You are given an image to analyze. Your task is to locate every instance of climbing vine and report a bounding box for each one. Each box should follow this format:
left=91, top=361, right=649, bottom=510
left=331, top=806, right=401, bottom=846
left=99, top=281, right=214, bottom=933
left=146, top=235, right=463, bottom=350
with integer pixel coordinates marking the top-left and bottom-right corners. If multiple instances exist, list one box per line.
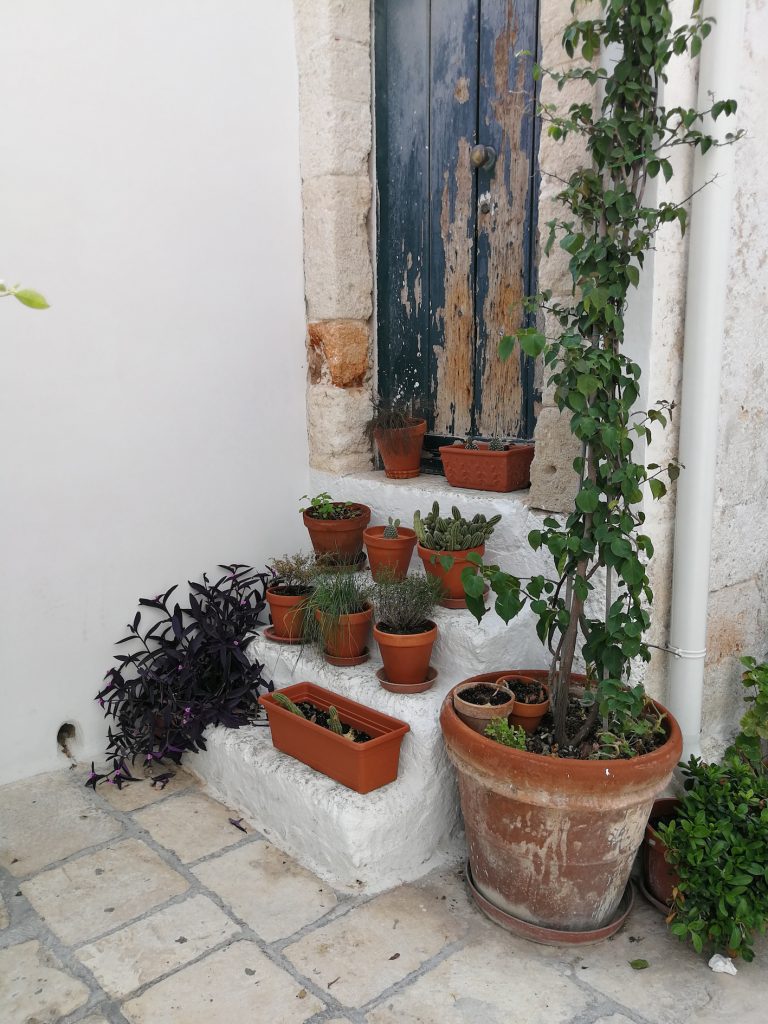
left=465, top=0, right=740, bottom=753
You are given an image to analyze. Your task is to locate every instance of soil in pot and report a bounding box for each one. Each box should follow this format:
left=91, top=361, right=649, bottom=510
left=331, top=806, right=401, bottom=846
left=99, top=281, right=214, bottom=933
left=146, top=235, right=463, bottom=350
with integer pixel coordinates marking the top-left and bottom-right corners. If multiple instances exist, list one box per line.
left=265, top=585, right=312, bottom=641
left=374, top=419, right=426, bottom=479
left=453, top=682, right=514, bottom=735
left=364, top=525, right=417, bottom=580
left=499, top=674, right=550, bottom=735
left=642, top=798, right=681, bottom=908
left=373, top=620, right=437, bottom=686
left=417, top=543, right=484, bottom=603
left=303, top=502, right=371, bottom=562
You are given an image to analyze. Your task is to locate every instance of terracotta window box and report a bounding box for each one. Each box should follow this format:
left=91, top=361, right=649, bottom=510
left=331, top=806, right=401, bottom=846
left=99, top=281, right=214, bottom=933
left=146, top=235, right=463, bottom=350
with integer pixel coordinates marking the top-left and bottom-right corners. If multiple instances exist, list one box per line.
left=439, top=442, right=534, bottom=492
left=259, top=682, right=409, bottom=794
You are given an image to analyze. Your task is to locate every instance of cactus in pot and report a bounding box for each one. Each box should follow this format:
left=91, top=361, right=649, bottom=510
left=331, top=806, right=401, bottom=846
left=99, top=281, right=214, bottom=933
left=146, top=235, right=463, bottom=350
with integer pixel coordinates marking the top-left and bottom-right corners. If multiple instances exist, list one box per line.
left=382, top=517, right=400, bottom=539
left=414, top=503, right=500, bottom=605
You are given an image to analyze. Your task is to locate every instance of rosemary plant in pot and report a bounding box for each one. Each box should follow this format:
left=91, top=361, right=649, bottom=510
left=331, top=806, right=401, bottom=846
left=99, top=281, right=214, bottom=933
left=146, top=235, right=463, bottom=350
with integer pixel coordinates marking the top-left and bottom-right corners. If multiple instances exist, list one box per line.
left=440, top=1, right=739, bottom=939
left=372, top=571, right=443, bottom=690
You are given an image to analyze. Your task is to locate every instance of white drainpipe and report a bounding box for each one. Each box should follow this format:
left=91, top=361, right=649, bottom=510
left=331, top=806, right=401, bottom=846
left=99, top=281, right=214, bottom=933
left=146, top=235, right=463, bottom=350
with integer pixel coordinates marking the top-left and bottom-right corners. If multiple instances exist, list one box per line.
left=665, top=0, right=746, bottom=761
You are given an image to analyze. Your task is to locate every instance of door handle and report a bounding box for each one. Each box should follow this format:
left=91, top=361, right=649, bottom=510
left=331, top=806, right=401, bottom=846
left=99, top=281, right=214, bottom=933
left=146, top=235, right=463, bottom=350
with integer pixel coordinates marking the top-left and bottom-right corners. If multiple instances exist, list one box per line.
left=470, top=144, right=497, bottom=172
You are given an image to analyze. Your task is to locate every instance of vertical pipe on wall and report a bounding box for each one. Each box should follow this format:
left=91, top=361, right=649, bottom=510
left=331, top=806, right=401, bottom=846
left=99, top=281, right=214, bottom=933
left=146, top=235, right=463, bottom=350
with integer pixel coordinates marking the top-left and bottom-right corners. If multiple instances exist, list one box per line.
left=665, top=0, right=746, bottom=760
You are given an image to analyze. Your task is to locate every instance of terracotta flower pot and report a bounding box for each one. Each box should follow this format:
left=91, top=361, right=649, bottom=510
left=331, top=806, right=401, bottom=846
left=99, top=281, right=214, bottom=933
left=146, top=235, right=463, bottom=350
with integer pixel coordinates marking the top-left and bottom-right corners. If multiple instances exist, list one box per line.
left=374, top=419, right=426, bottom=478
left=374, top=620, right=437, bottom=686
left=440, top=442, right=535, bottom=492
left=642, top=797, right=681, bottom=908
left=499, top=674, right=550, bottom=735
left=316, top=604, right=372, bottom=660
left=452, top=680, right=515, bottom=735
left=265, top=587, right=311, bottom=641
left=417, top=543, right=484, bottom=603
left=441, top=669, right=682, bottom=935
left=363, top=525, right=418, bottom=580
left=302, top=503, right=371, bottom=562
left=259, top=681, right=409, bottom=793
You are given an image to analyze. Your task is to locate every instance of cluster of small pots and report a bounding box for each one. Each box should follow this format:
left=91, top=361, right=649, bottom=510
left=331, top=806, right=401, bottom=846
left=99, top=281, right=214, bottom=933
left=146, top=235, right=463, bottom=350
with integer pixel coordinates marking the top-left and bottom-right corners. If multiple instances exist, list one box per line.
left=453, top=676, right=550, bottom=736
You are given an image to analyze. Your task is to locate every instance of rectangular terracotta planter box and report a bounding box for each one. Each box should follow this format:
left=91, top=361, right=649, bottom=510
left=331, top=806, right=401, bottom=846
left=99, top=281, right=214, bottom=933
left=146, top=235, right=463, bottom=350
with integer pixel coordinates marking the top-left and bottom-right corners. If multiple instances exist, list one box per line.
left=439, top=442, right=535, bottom=492
left=259, top=682, right=410, bottom=794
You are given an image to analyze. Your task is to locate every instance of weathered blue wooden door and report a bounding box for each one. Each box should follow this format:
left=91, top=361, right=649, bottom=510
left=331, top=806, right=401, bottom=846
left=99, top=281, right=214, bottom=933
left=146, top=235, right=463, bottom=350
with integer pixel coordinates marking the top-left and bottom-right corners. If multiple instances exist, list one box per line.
left=375, top=0, right=539, bottom=463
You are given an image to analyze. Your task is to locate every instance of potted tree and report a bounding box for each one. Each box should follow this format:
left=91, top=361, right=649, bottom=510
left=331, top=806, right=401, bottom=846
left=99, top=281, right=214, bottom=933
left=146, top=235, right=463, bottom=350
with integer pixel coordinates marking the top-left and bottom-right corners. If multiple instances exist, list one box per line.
left=412, top=502, right=500, bottom=608
left=304, top=570, right=373, bottom=666
left=440, top=434, right=535, bottom=493
left=364, top=517, right=418, bottom=580
left=265, top=552, right=317, bottom=643
left=440, top=3, right=740, bottom=941
left=367, top=397, right=427, bottom=479
left=372, top=571, right=443, bottom=691
left=300, top=492, right=371, bottom=566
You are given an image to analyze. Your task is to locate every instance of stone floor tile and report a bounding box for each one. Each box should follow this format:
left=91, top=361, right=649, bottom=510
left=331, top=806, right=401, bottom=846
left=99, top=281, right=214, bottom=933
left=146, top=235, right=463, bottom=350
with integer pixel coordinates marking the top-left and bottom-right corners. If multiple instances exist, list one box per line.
left=79, top=1017, right=111, bottom=1024
left=22, top=837, right=188, bottom=945
left=75, top=893, right=239, bottom=998
left=0, top=893, right=8, bottom=929
left=0, top=940, right=90, bottom=1022
left=98, top=765, right=196, bottom=812
left=283, top=878, right=466, bottom=1007
left=0, top=770, right=122, bottom=877
left=121, top=940, right=324, bottom=1023
left=133, top=789, right=246, bottom=863
left=366, top=936, right=590, bottom=1024
left=191, top=840, right=337, bottom=941
left=592, top=1017, right=636, bottom=1024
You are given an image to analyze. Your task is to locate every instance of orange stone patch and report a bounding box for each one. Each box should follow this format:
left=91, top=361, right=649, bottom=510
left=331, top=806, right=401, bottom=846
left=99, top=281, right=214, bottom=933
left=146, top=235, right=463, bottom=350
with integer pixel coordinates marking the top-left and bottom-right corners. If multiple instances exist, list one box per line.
left=308, top=320, right=370, bottom=388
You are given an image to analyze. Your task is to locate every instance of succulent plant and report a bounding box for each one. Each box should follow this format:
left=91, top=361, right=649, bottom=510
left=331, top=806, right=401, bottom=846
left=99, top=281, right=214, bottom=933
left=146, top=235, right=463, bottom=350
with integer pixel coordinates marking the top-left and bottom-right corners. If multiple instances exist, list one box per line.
left=382, top=517, right=400, bottom=539
left=327, top=706, right=344, bottom=734
left=488, top=436, right=506, bottom=452
left=273, top=693, right=306, bottom=717
left=464, top=432, right=479, bottom=450
left=412, top=502, right=500, bottom=552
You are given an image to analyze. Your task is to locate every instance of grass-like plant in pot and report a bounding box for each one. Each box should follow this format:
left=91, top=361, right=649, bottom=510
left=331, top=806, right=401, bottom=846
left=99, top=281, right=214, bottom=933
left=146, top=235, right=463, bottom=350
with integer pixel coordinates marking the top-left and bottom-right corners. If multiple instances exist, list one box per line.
left=364, top=517, right=418, bottom=580
left=440, top=1, right=740, bottom=939
left=304, top=569, right=373, bottom=665
left=300, top=492, right=371, bottom=565
left=89, top=565, right=272, bottom=788
left=265, top=552, right=317, bottom=641
left=413, top=502, right=500, bottom=607
left=367, top=396, right=427, bottom=479
left=372, top=571, right=444, bottom=690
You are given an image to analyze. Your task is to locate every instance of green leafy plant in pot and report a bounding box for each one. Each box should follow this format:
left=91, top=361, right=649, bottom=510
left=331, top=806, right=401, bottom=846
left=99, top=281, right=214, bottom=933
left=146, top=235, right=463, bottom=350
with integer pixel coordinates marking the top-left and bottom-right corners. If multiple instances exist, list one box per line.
left=266, top=552, right=317, bottom=641
left=372, top=570, right=443, bottom=689
left=440, top=0, right=740, bottom=939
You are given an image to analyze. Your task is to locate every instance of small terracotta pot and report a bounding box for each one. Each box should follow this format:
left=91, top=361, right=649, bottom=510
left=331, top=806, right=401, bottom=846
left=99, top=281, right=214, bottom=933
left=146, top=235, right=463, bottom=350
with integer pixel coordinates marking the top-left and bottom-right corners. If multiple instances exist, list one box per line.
left=374, top=419, right=426, bottom=478
left=642, top=798, right=681, bottom=907
left=499, top=674, right=550, bottom=735
left=374, top=620, right=437, bottom=686
left=259, top=681, right=409, bottom=793
left=417, top=543, right=484, bottom=602
left=453, top=681, right=515, bottom=735
left=265, top=587, right=311, bottom=641
left=303, top=503, right=371, bottom=562
left=316, top=604, right=372, bottom=660
left=440, top=442, right=535, bottom=492
left=364, top=525, right=418, bottom=580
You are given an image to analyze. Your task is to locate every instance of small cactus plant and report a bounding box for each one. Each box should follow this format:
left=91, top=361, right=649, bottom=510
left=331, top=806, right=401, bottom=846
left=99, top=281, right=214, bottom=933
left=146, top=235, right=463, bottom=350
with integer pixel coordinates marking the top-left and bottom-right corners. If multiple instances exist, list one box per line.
left=413, top=502, right=501, bottom=552
left=488, top=436, right=506, bottom=452
left=273, top=693, right=306, bottom=717
left=327, top=706, right=344, bottom=734
left=382, top=517, right=400, bottom=539
left=464, top=432, right=479, bottom=450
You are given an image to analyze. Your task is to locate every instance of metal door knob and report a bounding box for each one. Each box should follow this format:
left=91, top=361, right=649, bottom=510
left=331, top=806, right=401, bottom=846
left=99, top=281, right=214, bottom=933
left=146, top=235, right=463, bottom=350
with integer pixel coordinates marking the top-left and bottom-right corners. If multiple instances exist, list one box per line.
left=470, top=144, right=497, bottom=171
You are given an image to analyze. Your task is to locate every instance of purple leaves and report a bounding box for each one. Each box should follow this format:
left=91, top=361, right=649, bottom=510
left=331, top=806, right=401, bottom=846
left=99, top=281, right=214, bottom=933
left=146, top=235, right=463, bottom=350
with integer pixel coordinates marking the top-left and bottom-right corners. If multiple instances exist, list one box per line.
left=229, top=818, right=248, bottom=833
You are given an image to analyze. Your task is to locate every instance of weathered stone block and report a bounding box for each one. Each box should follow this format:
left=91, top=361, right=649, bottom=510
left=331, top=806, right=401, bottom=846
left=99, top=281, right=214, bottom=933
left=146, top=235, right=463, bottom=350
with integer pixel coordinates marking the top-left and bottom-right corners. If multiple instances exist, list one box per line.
left=308, top=319, right=369, bottom=387
left=293, top=0, right=370, bottom=51
left=307, top=384, right=373, bottom=473
left=302, top=176, right=372, bottom=321
left=298, top=97, right=371, bottom=178
left=529, top=405, right=580, bottom=513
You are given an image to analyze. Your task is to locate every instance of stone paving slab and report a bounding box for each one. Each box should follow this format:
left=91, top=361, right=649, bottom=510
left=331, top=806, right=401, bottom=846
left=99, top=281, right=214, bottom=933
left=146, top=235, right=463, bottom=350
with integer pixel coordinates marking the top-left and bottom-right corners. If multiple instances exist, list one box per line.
left=0, top=893, right=8, bottom=929
left=75, top=893, right=239, bottom=998
left=0, top=770, right=123, bottom=876
left=98, top=765, right=197, bottom=812
left=191, top=840, right=337, bottom=942
left=133, top=789, right=248, bottom=863
left=22, top=837, right=188, bottom=944
left=0, top=939, right=90, bottom=1021
left=121, top=940, right=325, bottom=1023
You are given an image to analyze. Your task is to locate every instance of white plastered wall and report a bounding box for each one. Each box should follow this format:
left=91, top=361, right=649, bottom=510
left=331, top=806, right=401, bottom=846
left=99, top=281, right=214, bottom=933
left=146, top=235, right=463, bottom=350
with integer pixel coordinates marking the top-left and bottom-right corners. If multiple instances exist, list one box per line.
left=0, top=1, right=309, bottom=784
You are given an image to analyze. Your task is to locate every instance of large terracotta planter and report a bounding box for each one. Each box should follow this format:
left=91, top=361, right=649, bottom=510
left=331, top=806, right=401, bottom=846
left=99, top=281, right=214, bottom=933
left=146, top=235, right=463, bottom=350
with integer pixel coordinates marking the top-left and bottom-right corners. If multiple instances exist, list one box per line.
left=417, top=543, right=484, bottom=603
left=265, top=587, right=311, bottom=641
left=259, top=681, right=409, bottom=793
left=364, top=526, right=417, bottom=580
left=440, top=442, right=534, bottom=492
left=303, top=503, right=371, bottom=562
left=316, top=604, right=372, bottom=660
left=642, top=798, right=681, bottom=908
left=440, top=669, right=682, bottom=935
left=374, top=419, right=426, bottom=478
left=373, top=620, right=437, bottom=686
